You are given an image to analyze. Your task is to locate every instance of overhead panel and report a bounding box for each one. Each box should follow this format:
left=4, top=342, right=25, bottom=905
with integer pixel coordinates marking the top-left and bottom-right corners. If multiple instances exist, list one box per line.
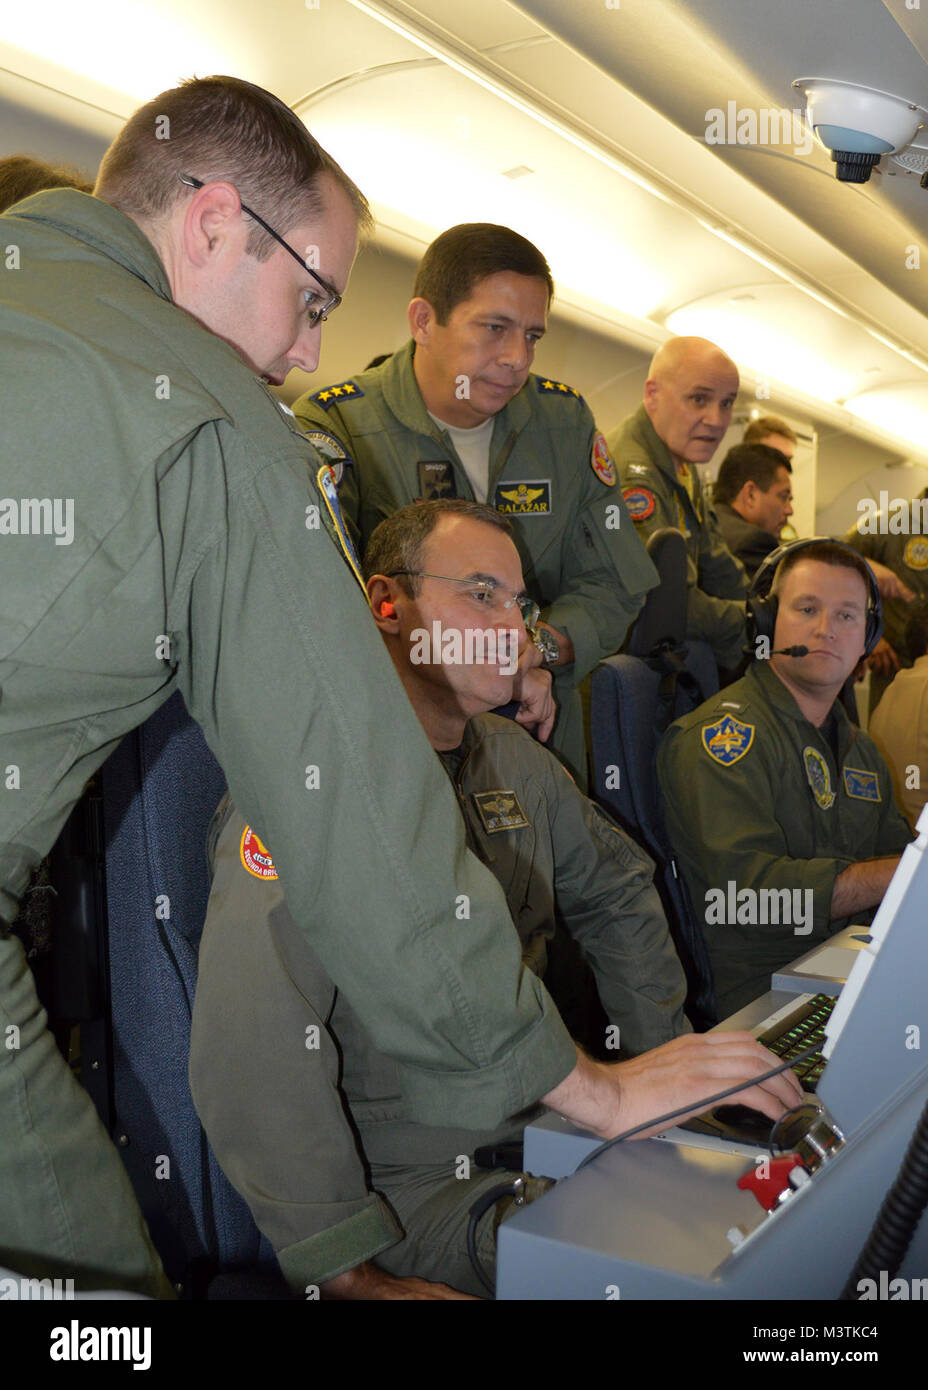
left=510, top=0, right=928, bottom=329
left=302, top=63, right=762, bottom=322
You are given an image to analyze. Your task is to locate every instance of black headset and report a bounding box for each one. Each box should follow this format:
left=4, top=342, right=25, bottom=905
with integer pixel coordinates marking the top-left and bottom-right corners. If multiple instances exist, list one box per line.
left=746, top=536, right=883, bottom=658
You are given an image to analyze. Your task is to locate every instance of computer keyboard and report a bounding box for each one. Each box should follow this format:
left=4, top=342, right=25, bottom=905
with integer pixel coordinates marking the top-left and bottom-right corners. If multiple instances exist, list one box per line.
left=755, top=992, right=836, bottom=1092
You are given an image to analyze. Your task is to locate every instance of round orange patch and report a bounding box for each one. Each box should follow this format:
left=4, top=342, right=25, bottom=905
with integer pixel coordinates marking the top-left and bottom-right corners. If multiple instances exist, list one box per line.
left=240, top=825, right=278, bottom=880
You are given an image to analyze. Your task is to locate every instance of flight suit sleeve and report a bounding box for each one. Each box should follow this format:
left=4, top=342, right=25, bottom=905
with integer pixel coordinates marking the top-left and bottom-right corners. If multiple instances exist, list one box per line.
left=869, top=748, right=914, bottom=855
left=189, top=796, right=402, bottom=1289
left=683, top=585, right=747, bottom=669
left=696, top=493, right=750, bottom=602
left=542, top=426, right=658, bottom=679
left=542, top=759, right=690, bottom=1054
left=619, top=462, right=746, bottom=667
left=174, top=429, right=578, bottom=1131
left=658, top=718, right=853, bottom=939
left=844, top=525, right=882, bottom=562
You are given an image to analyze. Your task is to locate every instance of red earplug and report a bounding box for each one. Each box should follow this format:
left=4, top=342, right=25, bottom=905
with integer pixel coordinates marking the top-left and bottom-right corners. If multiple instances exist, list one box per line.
left=380, top=601, right=396, bottom=618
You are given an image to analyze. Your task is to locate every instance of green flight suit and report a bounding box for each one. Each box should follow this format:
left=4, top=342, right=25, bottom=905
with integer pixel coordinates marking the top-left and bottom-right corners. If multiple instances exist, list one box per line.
left=658, top=660, right=911, bottom=1017
left=292, top=345, right=659, bottom=784
left=0, top=192, right=577, bottom=1295
left=190, top=713, right=689, bottom=1293
left=608, top=406, right=749, bottom=667
left=846, top=513, right=928, bottom=710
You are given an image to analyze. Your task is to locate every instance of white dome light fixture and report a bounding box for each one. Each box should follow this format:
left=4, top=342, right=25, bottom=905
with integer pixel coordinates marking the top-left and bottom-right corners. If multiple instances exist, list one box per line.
left=792, top=77, right=928, bottom=182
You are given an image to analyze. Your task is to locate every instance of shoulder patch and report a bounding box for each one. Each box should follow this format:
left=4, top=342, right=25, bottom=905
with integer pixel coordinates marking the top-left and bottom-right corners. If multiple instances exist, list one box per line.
left=310, top=380, right=364, bottom=410
left=240, top=825, right=278, bottom=880
left=622, top=486, right=656, bottom=522
left=536, top=376, right=583, bottom=404
left=904, top=537, right=928, bottom=571
left=591, top=432, right=616, bottom=486
left=701, top=714, right=755, bottom=766
left=804, top=747, right=835, bottom=810
left=843, top=766, right=881, bottom=802
left=317, top=463, right=364, bottom=589
left=302, top=428, right=352, bottom=487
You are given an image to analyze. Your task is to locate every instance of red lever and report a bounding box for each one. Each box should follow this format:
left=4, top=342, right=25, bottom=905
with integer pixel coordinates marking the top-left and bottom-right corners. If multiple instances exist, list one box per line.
left=737, top=1154, right=803, bottom=1211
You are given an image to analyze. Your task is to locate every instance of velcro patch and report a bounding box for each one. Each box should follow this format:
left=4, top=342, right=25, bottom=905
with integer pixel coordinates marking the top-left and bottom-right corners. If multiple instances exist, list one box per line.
left=591, top=432, right=616, bottom=486
left=310, top=380, right=364, bottom=410
left=303, top=428, right=352, bottom=487
left=494, top=480, right=551, bottom=515
left=701, top=715, right=755, bottom=766
left=843, top=766, right=881, bottom=802
left=473, top=790, right=530, bottom=833
left=536, top=376, right=583, bottom=403
left=417, top=461, right=458, bottom=501
left=904, top=537, right=928, bottom=571
left=317, top=463, right=364, bottom=590
left=240, top=826, right=278, bottom=880
left=623, top=487, right=656, bottom=522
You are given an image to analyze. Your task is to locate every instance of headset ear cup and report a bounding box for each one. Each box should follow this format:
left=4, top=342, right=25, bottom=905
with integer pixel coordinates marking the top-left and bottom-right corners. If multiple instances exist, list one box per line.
left=746, top=594, right=778, bottom=653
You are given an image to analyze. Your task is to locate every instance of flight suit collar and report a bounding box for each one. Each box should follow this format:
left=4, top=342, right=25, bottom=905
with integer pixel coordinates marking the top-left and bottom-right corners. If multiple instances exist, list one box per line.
left=746, top=659, right=855, bottom=754
left=380, top=340, right=532, bottom=446
left=9, top=188, right=173, bottom=302
left=627, top=404, right=681, bottom=488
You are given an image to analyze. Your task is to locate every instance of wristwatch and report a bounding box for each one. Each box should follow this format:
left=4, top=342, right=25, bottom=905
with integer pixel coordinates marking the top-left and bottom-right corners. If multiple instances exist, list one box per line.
left=528, top=622, right=560, bottom=666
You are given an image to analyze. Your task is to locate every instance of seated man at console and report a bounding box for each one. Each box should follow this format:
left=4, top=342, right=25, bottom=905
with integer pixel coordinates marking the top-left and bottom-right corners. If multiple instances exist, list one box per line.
left=658, top=540, right=911, bottom=1019
left=189, top=499, right=802, bottom=1299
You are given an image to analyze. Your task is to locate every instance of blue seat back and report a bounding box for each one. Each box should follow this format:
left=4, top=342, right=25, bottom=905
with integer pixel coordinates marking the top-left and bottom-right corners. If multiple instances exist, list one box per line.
left=99, top=690, right=280, bottom=1291
left=590, top=644, right=719, bottom=1028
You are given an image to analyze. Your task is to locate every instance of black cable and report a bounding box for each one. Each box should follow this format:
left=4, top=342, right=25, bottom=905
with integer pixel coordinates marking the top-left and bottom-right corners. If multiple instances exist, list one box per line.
left=573, top=1042, right=822, bottom=1173
left=840, top=1090, right=928, bottom=1300
left=466, top=1178, right=524, bottom=1298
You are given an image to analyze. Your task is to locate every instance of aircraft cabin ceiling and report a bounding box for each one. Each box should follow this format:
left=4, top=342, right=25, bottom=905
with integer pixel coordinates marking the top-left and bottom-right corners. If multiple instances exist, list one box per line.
left=4, top=0, right=928, bottom=470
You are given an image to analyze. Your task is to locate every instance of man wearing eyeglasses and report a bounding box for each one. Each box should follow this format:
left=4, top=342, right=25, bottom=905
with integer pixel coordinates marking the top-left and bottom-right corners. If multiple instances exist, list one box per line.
left=292, top=223, right=659, bottom=788
left=191, top=498, right=802, bottom=1296
left=0, top=77, right=616, bottom=1300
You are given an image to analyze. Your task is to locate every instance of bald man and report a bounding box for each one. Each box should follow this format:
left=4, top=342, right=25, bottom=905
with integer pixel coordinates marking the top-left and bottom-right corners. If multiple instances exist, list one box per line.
left=607, top=338, right=749, bottom=669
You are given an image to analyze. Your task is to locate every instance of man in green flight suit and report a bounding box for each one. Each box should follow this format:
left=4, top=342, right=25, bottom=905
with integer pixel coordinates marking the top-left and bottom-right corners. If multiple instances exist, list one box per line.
left=0, top=75, right=627, bottom=1301
left=846, top=488, right=928, bottom=713
left=292, top=223, right=659, bottom=785
left=190, top=499, right=802, bottom=1296
left=659, top=541, right=911, bottom=1018
left=609, top=336, right=749, bottom=671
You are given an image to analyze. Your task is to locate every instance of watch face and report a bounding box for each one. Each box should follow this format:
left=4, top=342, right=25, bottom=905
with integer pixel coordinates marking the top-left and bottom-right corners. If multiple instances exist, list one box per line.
left=533, top=627, right=559, bottom=665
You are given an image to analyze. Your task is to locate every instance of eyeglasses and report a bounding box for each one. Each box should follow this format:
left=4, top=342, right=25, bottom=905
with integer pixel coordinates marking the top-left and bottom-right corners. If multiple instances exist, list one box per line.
left=177, top=173, right=342, bottom=326
left=385, top=571, right=539, bottom=626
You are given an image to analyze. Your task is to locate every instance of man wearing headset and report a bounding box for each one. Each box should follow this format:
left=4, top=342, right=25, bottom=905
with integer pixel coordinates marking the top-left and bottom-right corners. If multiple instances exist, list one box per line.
left=658, top=539, right=912, bottom=1018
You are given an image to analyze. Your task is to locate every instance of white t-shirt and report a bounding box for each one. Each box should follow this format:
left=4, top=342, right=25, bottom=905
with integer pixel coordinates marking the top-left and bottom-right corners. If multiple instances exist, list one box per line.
left=427, top=411, right=495, bottom=503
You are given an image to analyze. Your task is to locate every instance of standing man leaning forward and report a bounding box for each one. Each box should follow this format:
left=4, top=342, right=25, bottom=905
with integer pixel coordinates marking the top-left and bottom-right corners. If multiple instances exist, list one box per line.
left=659, top=542, right=911, bottom=1018
left=609, top=336, right=749, bottom=671
left=0, top=76, right=591, bottom=1299
left=190, top=500, right=804, bottom=1298
left=293, top=224, right=659, bottom=784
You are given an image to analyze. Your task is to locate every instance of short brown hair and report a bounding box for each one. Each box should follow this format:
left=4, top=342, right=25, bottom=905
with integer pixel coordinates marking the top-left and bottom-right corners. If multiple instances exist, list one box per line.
left=771, top=539, right=873, bottom=599
left=714, top=443, right=792, bottom=504
left=413, top=223, right=553, bottom=324
left=744, top=414, right=798, bottom=446
left=0, top=156, right=93, bottom=214
left=363, top=499, right=513, bottom=594
left=95, top=75, right=372, bottom=259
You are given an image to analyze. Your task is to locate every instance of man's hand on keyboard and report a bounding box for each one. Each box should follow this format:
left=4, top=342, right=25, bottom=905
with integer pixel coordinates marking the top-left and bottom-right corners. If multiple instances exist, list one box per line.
left=543, top=1034, right=805, bottom=1142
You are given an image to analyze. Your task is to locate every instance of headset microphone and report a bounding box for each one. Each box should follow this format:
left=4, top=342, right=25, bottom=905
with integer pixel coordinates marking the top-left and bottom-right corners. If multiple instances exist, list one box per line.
left=773, top=645, right=810, bottom=657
